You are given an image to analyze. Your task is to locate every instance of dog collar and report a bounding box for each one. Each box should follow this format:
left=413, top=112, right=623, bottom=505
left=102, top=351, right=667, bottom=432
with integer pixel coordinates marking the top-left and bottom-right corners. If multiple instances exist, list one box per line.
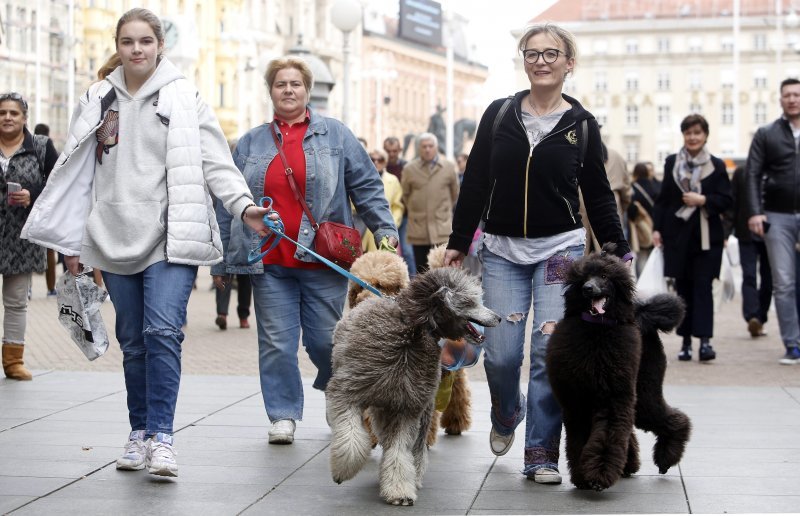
left=581, top=311, right=618, bottom=326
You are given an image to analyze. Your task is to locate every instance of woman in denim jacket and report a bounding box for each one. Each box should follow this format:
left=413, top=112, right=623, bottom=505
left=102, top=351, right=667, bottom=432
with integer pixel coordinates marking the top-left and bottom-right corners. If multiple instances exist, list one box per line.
left=213, top=57, right=398, bottom=444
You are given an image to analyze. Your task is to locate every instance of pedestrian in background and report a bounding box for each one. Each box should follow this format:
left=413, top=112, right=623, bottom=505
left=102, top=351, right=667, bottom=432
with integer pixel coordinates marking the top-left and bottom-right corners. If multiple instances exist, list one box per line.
left=21, top=8, right=269, bottom=477
left=627, top=161, right=661, bottom=274
left=384, top=136, right=416, bottom=276
left=362, top=148, right=403, bottom=252
left=652, top=114, right=732, bottom=362
left=214, top=56, right=398, bottom=446
left=745, top=77, right=800, bottom=365
left=728, top=166, right=771, bottom=338
left=401, top=132, right=459, bottom=274
left=0, top=93, right=58, bottom=380
left=445, top=23, right=630, bottom=484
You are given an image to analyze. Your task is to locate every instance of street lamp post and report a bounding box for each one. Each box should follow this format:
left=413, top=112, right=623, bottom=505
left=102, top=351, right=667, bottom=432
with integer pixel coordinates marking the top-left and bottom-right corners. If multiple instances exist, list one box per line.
left=331, top=0, right=362, bottom=128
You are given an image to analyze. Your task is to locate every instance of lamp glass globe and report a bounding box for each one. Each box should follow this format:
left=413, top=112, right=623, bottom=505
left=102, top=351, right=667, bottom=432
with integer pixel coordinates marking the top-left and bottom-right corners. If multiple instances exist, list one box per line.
left=331, top=0, right=362, bottom=32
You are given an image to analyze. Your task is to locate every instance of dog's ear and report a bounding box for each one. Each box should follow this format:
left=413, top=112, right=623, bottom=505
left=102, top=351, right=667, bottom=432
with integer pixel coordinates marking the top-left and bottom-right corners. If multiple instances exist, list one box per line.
left=426, top=285, right=457, bottom=331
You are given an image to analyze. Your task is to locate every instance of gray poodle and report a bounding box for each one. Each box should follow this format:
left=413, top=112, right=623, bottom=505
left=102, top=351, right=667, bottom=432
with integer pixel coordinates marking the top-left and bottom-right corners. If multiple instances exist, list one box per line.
left=327, top=267, right=500, bottom=506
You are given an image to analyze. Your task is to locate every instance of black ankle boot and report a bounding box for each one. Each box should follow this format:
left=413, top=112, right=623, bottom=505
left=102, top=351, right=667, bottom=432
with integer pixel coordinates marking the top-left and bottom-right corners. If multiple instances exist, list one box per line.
left=678, top=337, right=692, bottom=361
left=699, top=339, right=716, bottom=361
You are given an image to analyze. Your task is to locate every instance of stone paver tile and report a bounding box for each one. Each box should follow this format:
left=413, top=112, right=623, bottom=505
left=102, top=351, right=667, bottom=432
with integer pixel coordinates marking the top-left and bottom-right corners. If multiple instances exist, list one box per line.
left=0, top=476, right=73, bottom=497
left=687, top=494, right=800, bottom=514
left=0, top=444, right=119, bottom=463
left=470, top=489, right=689, bottom=514
left=13, top=498, right=253, bottom=516
left=0, top=495, right=37, bottom=515
left=684, top=475, right=800, bottom=496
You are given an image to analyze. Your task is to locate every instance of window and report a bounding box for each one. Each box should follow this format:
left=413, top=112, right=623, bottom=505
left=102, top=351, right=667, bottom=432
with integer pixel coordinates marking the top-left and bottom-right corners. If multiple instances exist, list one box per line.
left=657, top=37, right=670, bottom=53
left=593, top=39, right=608, bottom=55
left=721, top=36, right=734, bottom=52
left=625, top=72, right=639, bottom=92
left=657, top=147, right=670, bottom=166
left=753, top=33, right=767, bottom=51
left=658, top=105, right=670, bottom=126
left=689, top=102, right=702, bottom=115
left=594, top=71, right=608, bottom=92
left=688, top=36, right=703, bottom=52
left=595, top=111, right=608, bottom=128
left=689, top=69, right=702, bottom=90
left=625, top=141, right=639, bottom=163
left=722, top=103, right=734, bottom=125
left=657, top=72, right=670, bottom=91
left=625, top=38, right=639, bottom=54
left=626, top=104, right=639, bottom=127
left=17, top=7, right=27, bottom=52
left=754, top=102, right=767, bottom=125
left=753, top=69, right=767, bottom=89
left=720, top=69, right=734, bottom=89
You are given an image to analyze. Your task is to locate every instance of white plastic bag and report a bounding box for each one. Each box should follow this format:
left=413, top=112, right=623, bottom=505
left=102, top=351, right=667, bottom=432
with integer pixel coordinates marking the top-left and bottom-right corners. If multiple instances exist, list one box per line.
left=713, top=250, right=736, bottom=312
left=636, top=246, right=667, bottom=299
left=726, top=234, right=740, bottom=267
left=56, top=268, right=110, bottom=361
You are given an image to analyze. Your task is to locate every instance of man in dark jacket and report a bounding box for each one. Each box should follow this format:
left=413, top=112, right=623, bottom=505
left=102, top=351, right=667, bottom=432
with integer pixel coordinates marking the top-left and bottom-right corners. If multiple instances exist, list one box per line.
left=745, top=77, right=800, bottom=364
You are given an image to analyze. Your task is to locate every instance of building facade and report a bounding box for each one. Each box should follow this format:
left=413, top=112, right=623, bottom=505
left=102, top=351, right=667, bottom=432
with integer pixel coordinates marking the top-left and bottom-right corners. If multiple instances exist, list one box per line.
left=528, top=0, right=800, bottom=171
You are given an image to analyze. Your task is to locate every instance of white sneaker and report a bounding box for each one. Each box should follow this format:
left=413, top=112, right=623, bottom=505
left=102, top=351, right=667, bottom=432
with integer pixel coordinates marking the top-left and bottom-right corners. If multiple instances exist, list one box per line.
left=146, top=433, right=178, bottom=477
left=489, top=427, right=514, bottom=456
left=530, top=467, right=562, bottom=484
left=116, top=430, right=147, bottom=470
left=268, top=419, right=296, bottom=444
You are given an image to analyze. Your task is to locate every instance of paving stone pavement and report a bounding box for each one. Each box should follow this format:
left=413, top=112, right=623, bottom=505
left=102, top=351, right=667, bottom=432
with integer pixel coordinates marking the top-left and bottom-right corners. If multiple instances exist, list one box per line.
left=1, top=267, right=799, bottom=514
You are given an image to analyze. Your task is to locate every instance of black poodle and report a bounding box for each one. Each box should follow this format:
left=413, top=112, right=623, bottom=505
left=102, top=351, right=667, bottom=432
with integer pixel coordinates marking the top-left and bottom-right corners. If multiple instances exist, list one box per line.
left=546, top=244, right=691, bottom=491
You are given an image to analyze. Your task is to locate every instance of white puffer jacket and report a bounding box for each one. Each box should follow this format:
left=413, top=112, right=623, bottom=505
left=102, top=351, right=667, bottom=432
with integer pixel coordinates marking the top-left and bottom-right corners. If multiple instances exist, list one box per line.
left=21, top=61, right=253, bottom=269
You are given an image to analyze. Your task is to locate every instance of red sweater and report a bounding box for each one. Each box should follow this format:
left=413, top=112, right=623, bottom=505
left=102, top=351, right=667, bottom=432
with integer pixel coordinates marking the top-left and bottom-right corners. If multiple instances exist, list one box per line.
left=263, top=113, right=325, bottom=269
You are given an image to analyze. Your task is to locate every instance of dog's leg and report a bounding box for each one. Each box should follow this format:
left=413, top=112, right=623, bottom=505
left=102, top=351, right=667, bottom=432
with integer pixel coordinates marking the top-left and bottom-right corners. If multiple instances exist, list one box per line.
left=562, top=412, right=592, bottom=489
left=440, top=369, right=472, bottom=435
left=580, top=407, right=633, bottom=491
left=623, top=431, right=640, bottom=477
left=650, top=408, right=692, bottom=474
left=425, top=411, right=439, bottom=447
left=330, top=399, right=372, bottom=484
left=363, top=411, right=379, bottom=449
left=414, top=402, right=434, bottom=487
left=372, top=408, right=418, bottom=506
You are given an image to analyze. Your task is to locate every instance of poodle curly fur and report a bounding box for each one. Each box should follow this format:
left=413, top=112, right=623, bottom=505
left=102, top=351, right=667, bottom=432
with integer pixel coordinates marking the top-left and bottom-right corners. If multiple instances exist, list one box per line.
left=327, top=266, right=500, bottom=505
left=546, top=244, right=691, bottom=491
left=347, top=248, right=476, bottom=447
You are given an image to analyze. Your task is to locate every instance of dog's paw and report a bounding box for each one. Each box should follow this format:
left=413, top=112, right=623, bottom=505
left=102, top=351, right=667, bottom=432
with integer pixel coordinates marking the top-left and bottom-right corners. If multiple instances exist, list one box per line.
left=443, top=427, right=462, bottom=435
left=589, top=480, right=607, bottom=492
left=387, top=497, right=415, bottom=506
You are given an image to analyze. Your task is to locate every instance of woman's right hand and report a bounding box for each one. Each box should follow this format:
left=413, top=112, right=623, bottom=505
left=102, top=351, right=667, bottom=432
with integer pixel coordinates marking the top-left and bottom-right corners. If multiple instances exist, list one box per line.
left=212, top=275, right=229, bottom=290
left=444, top=249, right=465, bottom=268
left=652, top=230, right=662, bottom=248
left=64, top=255, right=82, bottom=275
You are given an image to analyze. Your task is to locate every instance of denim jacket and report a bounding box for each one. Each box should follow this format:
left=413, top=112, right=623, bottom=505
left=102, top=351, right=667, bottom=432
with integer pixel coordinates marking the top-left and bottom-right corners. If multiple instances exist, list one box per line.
left=212, top=109, right=398, bottom=275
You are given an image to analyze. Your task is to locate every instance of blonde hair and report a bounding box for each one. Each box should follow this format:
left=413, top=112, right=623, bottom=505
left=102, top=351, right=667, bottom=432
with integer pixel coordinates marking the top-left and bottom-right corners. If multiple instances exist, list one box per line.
left=517, top=23, right=578, bottom=61
left=114, top=7, right=165, bottom=56
left=97, top=53, right=122, bottom=80
left=264, top=57, right=314, bottom=92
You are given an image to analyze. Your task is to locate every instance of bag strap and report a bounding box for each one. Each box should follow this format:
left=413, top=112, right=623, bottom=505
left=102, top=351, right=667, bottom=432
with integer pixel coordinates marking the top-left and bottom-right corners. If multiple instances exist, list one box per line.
left=492, top=96, right=513, bottom=141
left=269, top=122, right=319, bottom=230
left=632, top=181, right=654, bottom=207
left=32, top=135, right=47, bottom=174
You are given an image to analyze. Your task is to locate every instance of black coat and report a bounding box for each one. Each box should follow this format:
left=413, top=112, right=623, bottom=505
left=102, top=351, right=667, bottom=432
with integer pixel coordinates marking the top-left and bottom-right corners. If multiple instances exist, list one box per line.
left=653, top=153, right=732, bottom=279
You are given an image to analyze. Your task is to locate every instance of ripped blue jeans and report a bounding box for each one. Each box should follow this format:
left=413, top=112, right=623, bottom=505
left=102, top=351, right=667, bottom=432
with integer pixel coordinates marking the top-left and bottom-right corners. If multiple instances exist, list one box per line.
left=480, top=245, right=584, bottom=475
left=103, top=261, right=197, bottom=436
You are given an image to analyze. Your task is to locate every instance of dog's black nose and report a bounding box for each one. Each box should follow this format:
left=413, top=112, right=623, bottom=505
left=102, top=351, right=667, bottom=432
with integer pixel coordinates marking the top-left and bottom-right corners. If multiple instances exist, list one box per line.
left=583, top=280, right=600, bottom=297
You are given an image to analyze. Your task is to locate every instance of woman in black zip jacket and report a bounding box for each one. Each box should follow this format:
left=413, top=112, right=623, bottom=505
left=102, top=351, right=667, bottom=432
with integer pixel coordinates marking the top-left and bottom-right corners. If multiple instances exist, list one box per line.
left=444, top=23, right=631, bottom=484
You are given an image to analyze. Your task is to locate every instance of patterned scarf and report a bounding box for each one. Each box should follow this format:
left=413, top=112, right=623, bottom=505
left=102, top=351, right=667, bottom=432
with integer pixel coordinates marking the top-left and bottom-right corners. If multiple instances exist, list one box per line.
left=672, top=145, right=711, bottom=221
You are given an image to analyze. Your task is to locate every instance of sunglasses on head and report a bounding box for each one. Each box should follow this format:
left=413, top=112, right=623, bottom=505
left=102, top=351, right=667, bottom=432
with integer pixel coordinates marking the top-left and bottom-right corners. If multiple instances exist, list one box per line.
left=0, top=92, right=28, bottom=112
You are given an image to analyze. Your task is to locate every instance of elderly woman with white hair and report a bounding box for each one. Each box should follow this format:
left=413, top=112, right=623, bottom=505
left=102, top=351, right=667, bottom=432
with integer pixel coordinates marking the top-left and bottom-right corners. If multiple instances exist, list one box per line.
left=400, top=132, right=460, bottom=273
left=214, top=56, right=398, bottom=445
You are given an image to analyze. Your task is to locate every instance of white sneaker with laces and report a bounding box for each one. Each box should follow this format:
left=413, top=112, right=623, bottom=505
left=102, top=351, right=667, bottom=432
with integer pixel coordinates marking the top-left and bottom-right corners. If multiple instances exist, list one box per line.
left=116, top=430, right=147, bottom=470
left=531, top=467, right=562, bottom=484
left=489, top=427, right=514, bottom=456
left=146, top=433, right=178, bottom=477
left=268, top=419, right=296, bottom=444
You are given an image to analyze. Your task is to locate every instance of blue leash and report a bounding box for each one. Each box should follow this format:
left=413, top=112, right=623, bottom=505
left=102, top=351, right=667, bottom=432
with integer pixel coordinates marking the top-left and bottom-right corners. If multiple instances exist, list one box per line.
left=247, top=197, right=383, bottom=298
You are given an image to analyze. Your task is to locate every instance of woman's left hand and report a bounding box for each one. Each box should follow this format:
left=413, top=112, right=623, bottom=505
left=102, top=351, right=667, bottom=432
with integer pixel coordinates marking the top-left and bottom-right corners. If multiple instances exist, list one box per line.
left=682, top=192, right=706, bottom=207
left=242, top=205, right=278, bottom=236
left=9, top=188, right=31, bottom=208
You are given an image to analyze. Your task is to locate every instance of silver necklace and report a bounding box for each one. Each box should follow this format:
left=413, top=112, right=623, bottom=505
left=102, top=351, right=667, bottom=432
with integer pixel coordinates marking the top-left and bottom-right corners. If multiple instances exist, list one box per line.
left=528, top=95, right=563, bottom=117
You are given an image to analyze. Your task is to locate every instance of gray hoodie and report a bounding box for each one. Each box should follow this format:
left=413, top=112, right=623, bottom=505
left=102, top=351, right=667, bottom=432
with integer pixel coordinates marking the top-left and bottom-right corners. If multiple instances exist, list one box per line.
left=79, top=59, right=246, bottom=275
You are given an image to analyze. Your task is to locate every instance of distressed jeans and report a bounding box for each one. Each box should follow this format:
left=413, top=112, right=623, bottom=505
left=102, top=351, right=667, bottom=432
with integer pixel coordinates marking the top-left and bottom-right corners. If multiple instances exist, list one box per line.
left=103, top=261, right=197, bottom=436
left=762, top=211, right=800, bottom=349
left=480, top=244, right=584, bottom=474
left=250, top=265, right=347, bottom=422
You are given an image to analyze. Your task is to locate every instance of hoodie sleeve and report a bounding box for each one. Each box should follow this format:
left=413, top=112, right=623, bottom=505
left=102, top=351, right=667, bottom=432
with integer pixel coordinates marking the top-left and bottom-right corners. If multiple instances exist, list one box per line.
left=196, top=95, right=254, bottom=219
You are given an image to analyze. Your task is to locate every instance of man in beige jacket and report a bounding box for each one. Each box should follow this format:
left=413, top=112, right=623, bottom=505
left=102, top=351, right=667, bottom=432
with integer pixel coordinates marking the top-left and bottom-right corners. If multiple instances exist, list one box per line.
left=401, top=133, right=460, bottom=273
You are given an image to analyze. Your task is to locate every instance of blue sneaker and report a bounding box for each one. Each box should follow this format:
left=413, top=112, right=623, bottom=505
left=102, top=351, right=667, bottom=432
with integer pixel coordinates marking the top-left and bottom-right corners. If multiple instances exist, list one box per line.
left=116, top=430, right=147, bottom=470
left=779, top=346, right=800, bottom=365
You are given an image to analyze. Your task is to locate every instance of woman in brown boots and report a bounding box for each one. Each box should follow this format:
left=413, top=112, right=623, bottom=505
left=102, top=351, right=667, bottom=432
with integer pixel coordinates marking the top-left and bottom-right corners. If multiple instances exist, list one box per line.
left=1, top=92, right=58, bottom=380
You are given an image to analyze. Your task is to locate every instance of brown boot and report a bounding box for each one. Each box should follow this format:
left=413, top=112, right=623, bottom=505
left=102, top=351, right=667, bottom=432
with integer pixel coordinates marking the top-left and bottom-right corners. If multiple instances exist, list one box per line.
left=2, top=343, right=32, bottom=381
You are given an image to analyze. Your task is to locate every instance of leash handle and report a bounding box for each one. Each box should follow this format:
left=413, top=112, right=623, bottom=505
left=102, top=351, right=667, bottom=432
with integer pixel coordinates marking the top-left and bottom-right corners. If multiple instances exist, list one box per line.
left=246, top=197, right=383, bottom=298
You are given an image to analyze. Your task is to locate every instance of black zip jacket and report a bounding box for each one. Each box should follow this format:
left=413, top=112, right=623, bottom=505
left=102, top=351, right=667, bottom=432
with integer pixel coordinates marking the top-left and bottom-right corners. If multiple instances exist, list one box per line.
left=745, top=117, right=800, bottom=217
left=448, top=91, right=629, bottom=258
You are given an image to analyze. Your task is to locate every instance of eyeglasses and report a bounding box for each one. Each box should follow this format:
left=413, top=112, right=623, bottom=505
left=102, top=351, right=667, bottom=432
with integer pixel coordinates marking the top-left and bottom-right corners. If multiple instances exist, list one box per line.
left=0, top=92, right=28, bottom=112
left=522, top=48, right=565, bottom=64
left=371, top=157, right=386, bottom=163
